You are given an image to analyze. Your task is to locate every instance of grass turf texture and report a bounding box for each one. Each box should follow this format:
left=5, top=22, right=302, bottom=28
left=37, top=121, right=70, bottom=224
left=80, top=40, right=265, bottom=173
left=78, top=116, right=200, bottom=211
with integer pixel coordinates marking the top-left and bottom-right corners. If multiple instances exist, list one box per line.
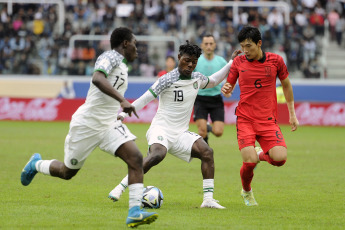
left=1, top=121, right=344, bottom=229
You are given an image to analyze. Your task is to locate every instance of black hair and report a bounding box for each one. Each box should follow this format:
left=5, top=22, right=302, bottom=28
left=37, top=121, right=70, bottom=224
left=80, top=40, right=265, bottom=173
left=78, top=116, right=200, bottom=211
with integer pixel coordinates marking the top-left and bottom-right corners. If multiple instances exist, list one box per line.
left=110, top=27, right=133, bottom=49
left=202, top=34, right=215, bottom=40
left=179, top=40, right=202, bottom=58
left=238, top=26, right=262, bottom=44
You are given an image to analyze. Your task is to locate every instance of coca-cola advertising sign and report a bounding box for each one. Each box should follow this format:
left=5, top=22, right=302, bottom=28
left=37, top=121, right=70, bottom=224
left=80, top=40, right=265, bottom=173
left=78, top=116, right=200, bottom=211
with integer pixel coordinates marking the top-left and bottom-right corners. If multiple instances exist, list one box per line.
left=0, top=97, right=83, bottom=121
left=1, top=97, right=344, bottom=126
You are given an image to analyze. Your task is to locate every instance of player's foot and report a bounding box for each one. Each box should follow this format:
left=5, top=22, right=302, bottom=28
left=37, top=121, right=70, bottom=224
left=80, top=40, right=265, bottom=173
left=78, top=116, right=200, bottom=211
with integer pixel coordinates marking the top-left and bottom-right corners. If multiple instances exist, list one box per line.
left=108, top=184, right=126, bottom=202
left=200, top=199, right=226, bottom=209
left=241, top=189, right=258, bottom=206
left=255, top=146, right=263, bottom=163
left=126, top=206, right=158, bottom=228
left=21, top=153, right=41, bottom=186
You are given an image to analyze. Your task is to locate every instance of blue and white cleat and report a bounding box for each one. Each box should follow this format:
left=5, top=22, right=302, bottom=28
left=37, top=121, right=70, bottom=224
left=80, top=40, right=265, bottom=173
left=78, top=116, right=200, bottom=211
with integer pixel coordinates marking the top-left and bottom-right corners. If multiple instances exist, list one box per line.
left=21, top=153, right=41, bottom=186
left=126, top=206, right=158, bottom=228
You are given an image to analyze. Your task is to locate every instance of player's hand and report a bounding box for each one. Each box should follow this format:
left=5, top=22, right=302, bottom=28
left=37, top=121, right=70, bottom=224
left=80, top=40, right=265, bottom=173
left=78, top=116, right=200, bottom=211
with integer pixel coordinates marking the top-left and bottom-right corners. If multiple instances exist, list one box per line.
left=231, top=49, right=242, bottom=60
left=120, top=100, right=139, bottom=118
left=290, top=116, right=299, bottom=131
left=117, top=114, right=124, bottom=121
left=221, top=82, right=233, bottom=98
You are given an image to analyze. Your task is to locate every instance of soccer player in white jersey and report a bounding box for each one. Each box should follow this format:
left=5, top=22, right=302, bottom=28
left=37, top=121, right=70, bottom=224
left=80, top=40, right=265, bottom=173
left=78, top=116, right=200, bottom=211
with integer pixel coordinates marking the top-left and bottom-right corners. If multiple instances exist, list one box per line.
left=20, top=27, right=158, bottom=228
left=109, top=41, right=240, bottom=209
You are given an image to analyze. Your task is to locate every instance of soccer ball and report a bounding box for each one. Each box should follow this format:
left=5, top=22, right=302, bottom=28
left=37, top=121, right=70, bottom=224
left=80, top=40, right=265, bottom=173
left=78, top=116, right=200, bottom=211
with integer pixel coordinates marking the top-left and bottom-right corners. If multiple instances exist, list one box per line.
left=142, top=186, right=163, bottom=209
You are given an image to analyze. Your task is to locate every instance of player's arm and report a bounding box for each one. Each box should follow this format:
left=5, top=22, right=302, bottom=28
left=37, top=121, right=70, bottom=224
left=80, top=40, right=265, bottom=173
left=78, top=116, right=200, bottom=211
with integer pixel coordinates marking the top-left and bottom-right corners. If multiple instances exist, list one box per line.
left=92, top=71, right=138, bottom=118
left=206, top=50, right=242, bottom=88
left=280, top=77, right=299, bottom=131
left=117, top=90, right=155, bottom=121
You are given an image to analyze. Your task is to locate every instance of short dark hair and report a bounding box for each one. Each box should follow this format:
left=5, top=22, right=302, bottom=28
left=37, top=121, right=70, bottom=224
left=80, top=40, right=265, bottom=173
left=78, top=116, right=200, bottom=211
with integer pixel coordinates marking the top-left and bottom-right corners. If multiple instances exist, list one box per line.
left=202, top=34, right=215, bottom=40
left=238, top=26, right=262, bottom=44
left=179, top=40, right=202, bottom=58
left=110, top=27, right=133, bottom=49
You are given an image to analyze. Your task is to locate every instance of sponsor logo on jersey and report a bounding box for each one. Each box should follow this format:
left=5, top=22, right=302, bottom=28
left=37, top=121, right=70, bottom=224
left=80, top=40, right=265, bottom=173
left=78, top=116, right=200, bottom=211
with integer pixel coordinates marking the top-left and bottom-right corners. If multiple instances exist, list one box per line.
left=157, top=136, right=163, bottom=141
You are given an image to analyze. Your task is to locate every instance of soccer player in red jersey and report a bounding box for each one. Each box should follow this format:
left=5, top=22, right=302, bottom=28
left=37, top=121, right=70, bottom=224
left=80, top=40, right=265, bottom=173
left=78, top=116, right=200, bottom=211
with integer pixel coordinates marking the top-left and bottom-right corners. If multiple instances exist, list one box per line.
left=221, top=26, right=299, bottom=206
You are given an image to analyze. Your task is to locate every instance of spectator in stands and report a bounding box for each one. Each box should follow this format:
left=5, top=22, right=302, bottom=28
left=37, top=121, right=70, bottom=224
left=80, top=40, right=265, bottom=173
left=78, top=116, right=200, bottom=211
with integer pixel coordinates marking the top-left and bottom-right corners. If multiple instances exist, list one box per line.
left=309, top=8, right=325, bottom=36
left=157, top=55, right=176, bottom=77
left=335, top=15, right=345, bottom=47
left=267, top=8, right=284, bottom=45
left=328, top=9, right=340, bottom=41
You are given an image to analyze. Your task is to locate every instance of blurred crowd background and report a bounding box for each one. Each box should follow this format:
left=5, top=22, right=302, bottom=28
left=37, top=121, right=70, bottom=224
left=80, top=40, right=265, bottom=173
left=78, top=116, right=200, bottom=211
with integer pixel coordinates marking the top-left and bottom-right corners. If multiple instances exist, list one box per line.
left=0, top=0, right=345, bottom=79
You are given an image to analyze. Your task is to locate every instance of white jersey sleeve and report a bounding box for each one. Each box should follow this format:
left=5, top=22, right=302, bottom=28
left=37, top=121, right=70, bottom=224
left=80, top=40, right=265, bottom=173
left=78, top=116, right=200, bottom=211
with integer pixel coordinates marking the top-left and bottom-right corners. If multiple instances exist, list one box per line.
left=94, top=50, right=122, bottom=76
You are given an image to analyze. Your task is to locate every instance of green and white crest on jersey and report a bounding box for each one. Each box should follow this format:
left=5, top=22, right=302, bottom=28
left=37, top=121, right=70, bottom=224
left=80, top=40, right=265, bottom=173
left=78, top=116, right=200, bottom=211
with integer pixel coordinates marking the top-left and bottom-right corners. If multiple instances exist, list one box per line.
left=193, top=82, right=198, bottom=89
left=71, top=158, right=78, bottom=165
left=157, top=136, right=163, bottom=141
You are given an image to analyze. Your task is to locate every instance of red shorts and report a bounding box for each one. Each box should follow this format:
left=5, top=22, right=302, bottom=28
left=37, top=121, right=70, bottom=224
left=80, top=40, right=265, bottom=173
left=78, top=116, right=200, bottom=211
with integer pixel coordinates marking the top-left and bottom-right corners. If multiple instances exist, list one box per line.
left=236, top=116, right=287, bottom=153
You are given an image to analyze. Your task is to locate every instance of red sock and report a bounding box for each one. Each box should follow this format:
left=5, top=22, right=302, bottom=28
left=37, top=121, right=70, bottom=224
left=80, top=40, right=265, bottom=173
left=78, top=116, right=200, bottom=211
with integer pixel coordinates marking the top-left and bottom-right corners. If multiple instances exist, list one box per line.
left=259, top=152, right=286, bottom=167
left=240, top=162, right=257, bottom=192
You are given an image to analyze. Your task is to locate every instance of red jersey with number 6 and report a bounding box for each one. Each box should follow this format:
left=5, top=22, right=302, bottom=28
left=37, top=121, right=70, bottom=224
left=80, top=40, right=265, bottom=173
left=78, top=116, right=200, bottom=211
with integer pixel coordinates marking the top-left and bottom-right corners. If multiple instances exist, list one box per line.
left=227, top=52, right=289, bottom=122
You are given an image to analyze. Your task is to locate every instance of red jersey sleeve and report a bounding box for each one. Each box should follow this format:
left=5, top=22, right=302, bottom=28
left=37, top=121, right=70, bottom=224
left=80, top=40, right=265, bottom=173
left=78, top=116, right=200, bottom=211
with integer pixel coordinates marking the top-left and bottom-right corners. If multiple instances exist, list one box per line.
left=226, top=56, right=240, bottom=84
left=277, top=55, right=289, bottom=81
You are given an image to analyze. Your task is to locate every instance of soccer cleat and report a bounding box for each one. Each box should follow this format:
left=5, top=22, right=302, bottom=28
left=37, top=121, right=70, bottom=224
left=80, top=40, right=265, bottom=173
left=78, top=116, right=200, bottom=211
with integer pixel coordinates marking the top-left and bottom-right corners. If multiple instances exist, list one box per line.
left=200, top=199, right=226, bottom=209
left=255, top=146, right=263, bottom=163
left=126, top=206, right=158, bottom=228
left=241, top=189, right=258, bottom=206
left=108, top=184, right=126, bottom=202
left=21, top=153, right=41, bottom=186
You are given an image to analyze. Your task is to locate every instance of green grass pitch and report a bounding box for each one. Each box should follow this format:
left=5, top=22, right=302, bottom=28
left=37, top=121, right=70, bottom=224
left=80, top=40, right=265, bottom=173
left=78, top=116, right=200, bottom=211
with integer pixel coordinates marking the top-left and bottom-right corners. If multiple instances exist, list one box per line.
left=1, top=121, right=344, bottom=229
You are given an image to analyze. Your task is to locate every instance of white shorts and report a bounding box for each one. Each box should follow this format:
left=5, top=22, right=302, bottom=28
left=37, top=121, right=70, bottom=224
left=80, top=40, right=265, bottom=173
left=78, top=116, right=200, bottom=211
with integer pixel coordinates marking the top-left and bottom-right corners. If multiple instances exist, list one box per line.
left=64, top=120, right=136, bottom=169
left=146, top=126, right=201, bottom=162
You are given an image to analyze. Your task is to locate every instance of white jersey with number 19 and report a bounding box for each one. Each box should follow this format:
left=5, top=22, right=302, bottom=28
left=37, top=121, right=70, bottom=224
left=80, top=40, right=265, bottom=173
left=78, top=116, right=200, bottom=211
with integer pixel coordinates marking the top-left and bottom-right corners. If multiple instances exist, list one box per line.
left=149, top=68, right=209, bottom=137
left=71, top=50, right=128, bottom=130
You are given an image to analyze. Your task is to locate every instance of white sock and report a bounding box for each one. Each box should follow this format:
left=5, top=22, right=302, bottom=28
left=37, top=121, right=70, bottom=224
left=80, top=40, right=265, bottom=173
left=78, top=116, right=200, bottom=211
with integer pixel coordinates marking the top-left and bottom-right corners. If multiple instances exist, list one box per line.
left=119, top=175, right=129, bottom=190
left=35, top=160, right=55, bottom=175
left=203, top=179, right=214, bottom=200
left=128, top=183, right=143, bottom=209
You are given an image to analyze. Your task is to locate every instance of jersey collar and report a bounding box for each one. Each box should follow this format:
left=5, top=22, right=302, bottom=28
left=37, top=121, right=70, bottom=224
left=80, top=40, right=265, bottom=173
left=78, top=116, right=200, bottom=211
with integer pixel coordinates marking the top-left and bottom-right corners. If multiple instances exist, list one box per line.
left=179, top=74, right=191, bottom=80
left=246, top=51, right=266, bottom=63
left=122, top=58, right=128, bottom=66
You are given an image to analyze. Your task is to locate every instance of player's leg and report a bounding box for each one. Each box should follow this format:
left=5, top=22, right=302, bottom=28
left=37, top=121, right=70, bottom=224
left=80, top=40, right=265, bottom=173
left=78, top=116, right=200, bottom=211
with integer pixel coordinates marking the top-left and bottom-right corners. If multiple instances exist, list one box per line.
left=209, top=95, right=225, bottom=137
left=194, top=95, right=210, bottom=143
left=191, top=137, right=225, bottom=209
left=257, top=124, right=287, bottom=167
left=143, top=143, right=167, bottom=173
left=109, top=125, right=168, bottom=202
left=195, top=118, right=209, bottom=142
left=101, top=122, right=158, bottom=227
left=237, top=118, right=258, bottom=206
left=116, top=141, right=158, bottom=227
left=21, top=126, right=95, bottom=186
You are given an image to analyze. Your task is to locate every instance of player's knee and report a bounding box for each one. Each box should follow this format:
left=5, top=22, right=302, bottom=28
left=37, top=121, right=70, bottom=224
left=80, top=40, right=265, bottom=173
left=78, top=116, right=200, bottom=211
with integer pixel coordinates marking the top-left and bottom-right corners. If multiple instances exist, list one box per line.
left=150, top=153, right=165, bottom=165
left=198, top=129, right=207, bottom=138
left=213, top=130, right=223, bottom=137
left=271, top=159, right=286, bottom=167
left=61, top=169, right=77, bottom=180
left=201, top=147, right=214, bottom=162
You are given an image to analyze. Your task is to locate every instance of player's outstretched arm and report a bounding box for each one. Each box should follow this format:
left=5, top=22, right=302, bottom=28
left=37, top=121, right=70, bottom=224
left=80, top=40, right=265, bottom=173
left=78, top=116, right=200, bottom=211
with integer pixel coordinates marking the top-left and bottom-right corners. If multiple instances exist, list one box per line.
left=281, top=77, right=299, bottom=131
left=117, top=90, right=156, bottom=120
left=207, top=50, right=242, bottom=88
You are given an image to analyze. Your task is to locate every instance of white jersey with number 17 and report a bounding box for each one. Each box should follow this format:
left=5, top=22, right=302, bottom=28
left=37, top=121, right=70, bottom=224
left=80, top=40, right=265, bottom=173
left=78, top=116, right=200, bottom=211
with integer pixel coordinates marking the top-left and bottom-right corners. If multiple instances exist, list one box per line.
left=71, top=50, right=128, bottom=131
